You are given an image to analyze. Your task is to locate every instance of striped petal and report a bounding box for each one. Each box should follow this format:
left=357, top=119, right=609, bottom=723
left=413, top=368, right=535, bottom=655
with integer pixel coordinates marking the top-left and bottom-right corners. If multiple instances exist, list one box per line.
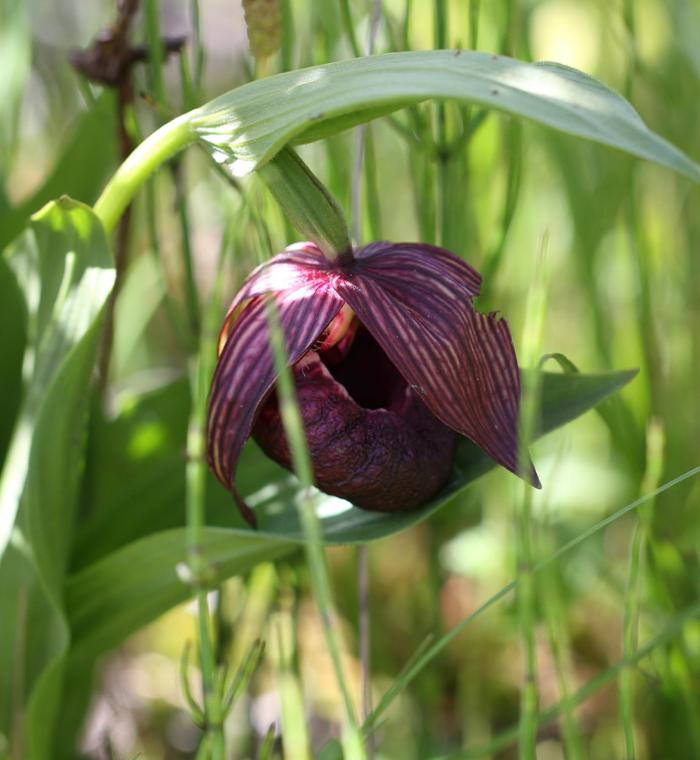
left=218, top=243, right=333, bottom=350
left=335, top=242, right=535, bottom=483
left=207, top=285, right=342, bottom=526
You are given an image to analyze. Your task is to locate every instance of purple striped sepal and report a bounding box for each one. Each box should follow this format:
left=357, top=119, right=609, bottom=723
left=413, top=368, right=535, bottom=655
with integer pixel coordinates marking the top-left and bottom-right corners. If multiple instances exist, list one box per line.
left=207, top=242, right=539, bottom=527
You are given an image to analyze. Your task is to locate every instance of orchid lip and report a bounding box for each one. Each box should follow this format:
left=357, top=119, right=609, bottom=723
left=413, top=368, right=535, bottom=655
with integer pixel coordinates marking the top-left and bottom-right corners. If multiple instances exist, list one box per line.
left=253, top=335, right=458, bottom=513
left=207, top=241, right=537, bottom=527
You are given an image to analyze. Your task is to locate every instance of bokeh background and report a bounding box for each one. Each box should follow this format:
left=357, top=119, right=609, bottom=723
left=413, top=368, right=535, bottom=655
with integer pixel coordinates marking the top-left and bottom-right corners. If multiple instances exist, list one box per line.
left=2, top=0, right=699, bottom=758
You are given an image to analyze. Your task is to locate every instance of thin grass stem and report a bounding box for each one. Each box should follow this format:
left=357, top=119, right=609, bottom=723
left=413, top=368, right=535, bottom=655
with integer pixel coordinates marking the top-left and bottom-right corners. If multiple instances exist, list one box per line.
left=364, top=464, right=700, bottom=733
left=183, top=226, right=234, bottom=757
left=144, top=0, right=166, bottom=108
left=436, top=598, right=700, bottom=759
left=468, top=0, right=480, bottom=50
left=536, top=447, right=585, bottom=760
left=272, top=613, right=311, bottom=760
left=514, top=236, right=549, bottom=759
left=280, top=0, right=295, bottom=72
left=247, top=204, right=364, bottom=757
left=172, top=161, right=201, bottom=339
left=339, top=0, right=362, bottom=58
left=349, top=11, right=382, bottom=752
left=265, top=297, right=365, bottom=758
left=358, top=545, right=372, bottom=754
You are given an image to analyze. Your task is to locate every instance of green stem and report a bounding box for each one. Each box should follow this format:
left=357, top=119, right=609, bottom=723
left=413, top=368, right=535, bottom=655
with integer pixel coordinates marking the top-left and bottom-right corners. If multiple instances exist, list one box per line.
left=190, top=0, right=205, bottom=95
left=540, top=557, right=584, bottom=760
left=173, top=161, right=202, bottom=339
left=402, top=0, right=412, bottom=49
left=184, top=230, right=232, bottom=758
left=265, top=299, right=365, bottom=759
left=339, top=0, right=362, bottom=57
left=280, top=0, right=295, bottom=72
left=468, top=0, right=480, bottom=49
left=434, top=0, right=449, bottom=246
left=516, top=238, right=549, bottom=760
left=145, top=0, right=166, bottom=106
left=620, top=524, right=644, bottom=760
left=94, top=113, right=196, bottom=234
left=188, top=355, right=225, bottom=757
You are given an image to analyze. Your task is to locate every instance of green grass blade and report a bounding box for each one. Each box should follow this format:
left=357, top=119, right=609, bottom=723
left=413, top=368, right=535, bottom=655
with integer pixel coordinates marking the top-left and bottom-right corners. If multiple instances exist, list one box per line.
left=434, top=599, right=700, bottom=759
left=364, top=464, right=700, bottom=734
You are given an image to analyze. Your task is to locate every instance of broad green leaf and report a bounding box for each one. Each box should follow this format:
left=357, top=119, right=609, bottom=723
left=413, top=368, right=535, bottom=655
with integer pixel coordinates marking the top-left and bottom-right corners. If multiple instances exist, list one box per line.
left=0, top=542, right=32, bottom=739
left=0, top=199, right=115, bottom=576
left=65, top=368, right=634, bottom=659
left=190, top=51, right=700, bottom=182
left=68, top=529, right=292, bottom=658
left=0, top=199, right=115, bottom=759
left=71, top=380, right=283, bottom=571
left=249, top=369, right=639, bottom=543
left=0, top=95, right=118, bottom=252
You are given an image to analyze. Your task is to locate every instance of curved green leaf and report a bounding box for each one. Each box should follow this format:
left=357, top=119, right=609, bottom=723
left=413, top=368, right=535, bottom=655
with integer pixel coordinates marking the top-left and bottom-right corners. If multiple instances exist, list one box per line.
left=190, top=51, right=700, bottom=182
left=0, top=199, right=115, bottom=759
left=66, top=368, right=635, bottom=658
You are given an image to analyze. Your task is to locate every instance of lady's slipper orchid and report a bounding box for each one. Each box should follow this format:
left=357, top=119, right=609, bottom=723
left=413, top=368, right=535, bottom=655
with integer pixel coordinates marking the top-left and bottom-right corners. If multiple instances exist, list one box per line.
left=207, top=241, right=539, bottom=527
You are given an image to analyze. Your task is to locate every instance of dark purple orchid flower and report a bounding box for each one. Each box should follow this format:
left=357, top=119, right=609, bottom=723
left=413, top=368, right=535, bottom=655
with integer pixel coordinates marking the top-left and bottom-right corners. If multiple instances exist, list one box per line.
left=207, top=241, right=539, bottom=527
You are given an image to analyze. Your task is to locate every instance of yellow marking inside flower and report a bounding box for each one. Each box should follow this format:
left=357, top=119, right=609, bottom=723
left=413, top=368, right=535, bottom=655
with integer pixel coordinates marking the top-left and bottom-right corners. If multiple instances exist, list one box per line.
left=318, top=303, right=356, bottom=351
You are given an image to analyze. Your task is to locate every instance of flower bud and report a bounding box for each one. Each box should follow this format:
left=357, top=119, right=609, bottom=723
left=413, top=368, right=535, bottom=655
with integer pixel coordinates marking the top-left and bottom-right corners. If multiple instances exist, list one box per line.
left=242, top=0, right=282, bottom=61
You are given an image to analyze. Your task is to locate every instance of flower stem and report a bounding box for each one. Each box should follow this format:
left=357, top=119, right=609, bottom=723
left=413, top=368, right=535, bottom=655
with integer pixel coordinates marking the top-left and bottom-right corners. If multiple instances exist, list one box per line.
left=94, top=112, right=196, bottom=235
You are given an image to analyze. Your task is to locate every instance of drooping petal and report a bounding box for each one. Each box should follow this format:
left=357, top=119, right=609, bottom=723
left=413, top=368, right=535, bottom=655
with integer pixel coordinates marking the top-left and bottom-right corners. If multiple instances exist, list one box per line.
left=207, top=285, right=343, bottom=526
left=218, top=244, right=333, bottom=350
left=335, top=242, right=534, bottom=482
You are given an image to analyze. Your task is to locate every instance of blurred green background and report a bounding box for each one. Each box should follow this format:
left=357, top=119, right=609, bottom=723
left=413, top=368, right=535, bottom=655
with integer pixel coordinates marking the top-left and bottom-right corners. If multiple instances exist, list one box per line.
left=2, top=0, right=699, bottom=758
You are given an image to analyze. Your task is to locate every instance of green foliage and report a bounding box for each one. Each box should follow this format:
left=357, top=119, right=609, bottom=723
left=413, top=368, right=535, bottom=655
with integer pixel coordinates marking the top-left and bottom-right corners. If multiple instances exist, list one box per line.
left=191, top=50, right=700, bottom=180
left=64, top=368, right=632, bottom=660
left=2, top=2, right=700, bottom=757
left=0, top=199, right=115, bottom=757
left=0, top=255, right=26, bottom=465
